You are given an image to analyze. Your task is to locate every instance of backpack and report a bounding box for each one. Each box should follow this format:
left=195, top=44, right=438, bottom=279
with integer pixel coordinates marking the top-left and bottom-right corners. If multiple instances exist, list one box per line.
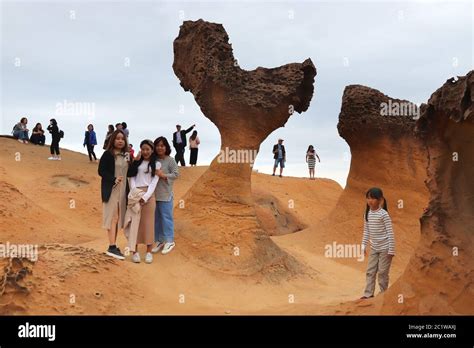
left=59, top=130, right=64, bottom=139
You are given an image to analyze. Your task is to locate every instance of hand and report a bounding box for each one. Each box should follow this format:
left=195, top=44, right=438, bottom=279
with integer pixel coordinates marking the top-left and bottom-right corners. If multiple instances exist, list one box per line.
left=192, top=124, right=196, bottom=128
left=156, top=169, right=168, bottom=181
left=135, top=151, right=141, bottom=161
left=388, top=253, right=395, bottom=258
left=115, top=176, right=124, bottom=185
left=139, top=198, right=145, bottom=206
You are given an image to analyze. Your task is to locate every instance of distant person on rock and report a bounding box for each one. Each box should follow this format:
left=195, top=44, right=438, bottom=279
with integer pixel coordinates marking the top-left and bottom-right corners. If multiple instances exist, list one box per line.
left=189, top=130, right=200, bottom=166
left=98, top=130, right=130, bottom=260
left=30, top=123, right=45, bottom=146
left=83, top=124, right=98, bottom=162
left=12, top=117, right=29, bottom=144
left=172, top=124, right=195, bottom=166
left=103, top=124, right=114, bottom=150
left=129, top=144, right=135, bottom=160
left=306, top=145, right=320, bottom=180
left=121, top=122, right=129, bottom=138
left=152, top=136, right=179, bottom=255
left=47, top=118, right=62, bottom=160
left=360, top=187, right=395, bottom=300
left=272, top=138, right=286, bottom=177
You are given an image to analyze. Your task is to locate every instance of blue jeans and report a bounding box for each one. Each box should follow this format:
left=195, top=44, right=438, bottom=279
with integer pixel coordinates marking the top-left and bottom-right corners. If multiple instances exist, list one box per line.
left=14, top=130, right=29, bottom=141
left=274, top=157, right=285, bottom=168
left=154, top=194, right=174, bottom=243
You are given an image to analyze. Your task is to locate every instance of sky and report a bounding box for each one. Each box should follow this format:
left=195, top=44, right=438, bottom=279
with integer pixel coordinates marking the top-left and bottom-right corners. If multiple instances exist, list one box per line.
left=1, top=0, right=472, bottom=187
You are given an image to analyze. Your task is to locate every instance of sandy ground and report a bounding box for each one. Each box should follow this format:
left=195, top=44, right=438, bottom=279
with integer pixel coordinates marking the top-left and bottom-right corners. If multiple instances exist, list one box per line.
left=0, top=137, right=432, bottom=314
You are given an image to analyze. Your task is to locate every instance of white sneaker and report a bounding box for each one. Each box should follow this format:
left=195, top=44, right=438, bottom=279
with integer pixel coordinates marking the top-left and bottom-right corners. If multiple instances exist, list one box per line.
left=56, top=157, right=61, bottom=161
left=162, top=242, right=175, bottom=255
left=48, top=156, right=56, bottom=160
left=132, top=253, right=141, bottom=263
left=145, top=252, right=153, bottom=264
left=151, top=242, right=164, bottom=254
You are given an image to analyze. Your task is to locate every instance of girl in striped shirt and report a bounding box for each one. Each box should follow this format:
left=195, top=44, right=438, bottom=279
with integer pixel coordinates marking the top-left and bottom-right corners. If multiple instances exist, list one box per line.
left=360, top=187, right=395, bottom=299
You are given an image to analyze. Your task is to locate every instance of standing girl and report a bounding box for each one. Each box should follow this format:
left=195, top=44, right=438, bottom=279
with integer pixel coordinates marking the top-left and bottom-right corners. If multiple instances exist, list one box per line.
left=83, top=124, right=98, bottom=162
left=47, top=119, right=61, bottom=160
left=360, top=187, right=395, bottom=299
left=306, top=145, right=320, bottom=180
left=189, top=130, right=200, bottom=166
left=151, top=137, right=179, bottom=255
left=126, top=140, right=161, bottom=263
left=98, top=130, right=130, bottom=260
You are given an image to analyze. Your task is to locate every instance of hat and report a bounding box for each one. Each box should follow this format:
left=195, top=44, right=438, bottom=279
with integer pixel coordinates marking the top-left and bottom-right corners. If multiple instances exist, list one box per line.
left=278, top=138, right=284, bottom=141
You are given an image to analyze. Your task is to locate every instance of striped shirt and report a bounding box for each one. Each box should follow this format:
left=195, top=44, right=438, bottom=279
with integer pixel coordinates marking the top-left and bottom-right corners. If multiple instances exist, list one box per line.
left=361, top=208, right=395, bottom=255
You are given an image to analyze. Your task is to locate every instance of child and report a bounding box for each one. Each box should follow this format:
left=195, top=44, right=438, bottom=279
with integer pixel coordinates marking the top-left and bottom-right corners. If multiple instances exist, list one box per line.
left=47, top=118, right=61, bottom=160
left=83, top=124, right=98, bottom=162
left=98, top=130, right=130, bottom=260
left=306, top=145, right=320, bottom=180
left=360, top=187, right=395, bottom=299
left=126, top=140, right=161, bottom=263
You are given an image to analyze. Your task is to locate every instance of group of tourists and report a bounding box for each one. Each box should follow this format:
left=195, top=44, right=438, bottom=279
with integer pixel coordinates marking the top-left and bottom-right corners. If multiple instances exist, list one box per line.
left=12, top=117, right=64, bottom=160
left=99, top=130, right=178, bottom=264
left=271, top=138, right=321, bottom=179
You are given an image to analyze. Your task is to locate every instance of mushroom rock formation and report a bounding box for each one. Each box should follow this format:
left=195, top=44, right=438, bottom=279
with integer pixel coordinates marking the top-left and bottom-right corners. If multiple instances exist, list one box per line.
left=314, top=86, right=429, bottom=275
left=172, top=19, right=316, bottom=277
left=379, top=71, right=474, bottom=314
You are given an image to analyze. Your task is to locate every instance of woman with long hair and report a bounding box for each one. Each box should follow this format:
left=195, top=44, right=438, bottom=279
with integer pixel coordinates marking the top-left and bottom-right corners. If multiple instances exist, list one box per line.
left=98, top=130, right=130, bottom=260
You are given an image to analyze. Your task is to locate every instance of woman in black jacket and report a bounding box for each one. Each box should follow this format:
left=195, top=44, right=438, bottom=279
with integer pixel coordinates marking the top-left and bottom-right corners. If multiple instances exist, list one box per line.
left=98, top=129, right=130, bottom=260
left=47, top=118, right=61, bottom=160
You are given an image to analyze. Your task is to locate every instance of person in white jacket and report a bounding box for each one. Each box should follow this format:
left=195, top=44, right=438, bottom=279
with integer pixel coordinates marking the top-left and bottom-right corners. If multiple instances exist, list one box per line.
left=126, top=139, right=161, bottom=264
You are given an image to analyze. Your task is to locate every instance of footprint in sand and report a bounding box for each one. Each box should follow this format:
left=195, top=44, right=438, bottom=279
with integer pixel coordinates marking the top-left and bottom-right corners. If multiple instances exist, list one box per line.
left=50, top=175, right=89, bottom=189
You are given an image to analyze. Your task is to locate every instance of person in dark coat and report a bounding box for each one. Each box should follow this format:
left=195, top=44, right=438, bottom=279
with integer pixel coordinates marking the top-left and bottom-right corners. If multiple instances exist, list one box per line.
left=172, top=123, right=195, bottom=166
left=272, top=138, right=286, bottom=177
left=47, top=118, right=61, bottom=160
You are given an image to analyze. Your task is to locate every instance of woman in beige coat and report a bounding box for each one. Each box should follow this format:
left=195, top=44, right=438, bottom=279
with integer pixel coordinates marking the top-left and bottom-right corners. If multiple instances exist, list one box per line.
left=98, top=130, right=130, bottom=260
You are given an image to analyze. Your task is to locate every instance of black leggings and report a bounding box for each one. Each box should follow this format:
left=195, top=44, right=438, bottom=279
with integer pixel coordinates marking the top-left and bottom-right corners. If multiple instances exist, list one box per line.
left=87, top=144, right=97, bottom=161
left=50, top=139, right=60, bottom=155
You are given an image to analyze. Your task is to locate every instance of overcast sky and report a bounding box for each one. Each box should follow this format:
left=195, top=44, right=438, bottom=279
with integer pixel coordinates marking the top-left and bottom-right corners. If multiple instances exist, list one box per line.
left=1, top=0, right=472, bottom=186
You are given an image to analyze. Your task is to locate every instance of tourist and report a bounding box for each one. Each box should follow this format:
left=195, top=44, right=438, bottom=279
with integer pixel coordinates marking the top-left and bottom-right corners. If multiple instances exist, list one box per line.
left=152, top=136, right=179, bottom=255
left=98, top=130, right=130, bottom=260
left=47, top=118, right=62, bottom=160
left=125, top=139, right=161, bottom=263
left=30, top=123, right=45, bottom=146
left=306, top=145, right=320, bottom=180
left=272, top=138, right=286, bottom=177
left=83, top=124, right=98, bottom=162
left=360, top=187, right=395, bottom=299
left=172, top=124, right=195, bottom=166
left=189, top=130, right=200, bottom=166
left=12, top=117, right=29, bottom=144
